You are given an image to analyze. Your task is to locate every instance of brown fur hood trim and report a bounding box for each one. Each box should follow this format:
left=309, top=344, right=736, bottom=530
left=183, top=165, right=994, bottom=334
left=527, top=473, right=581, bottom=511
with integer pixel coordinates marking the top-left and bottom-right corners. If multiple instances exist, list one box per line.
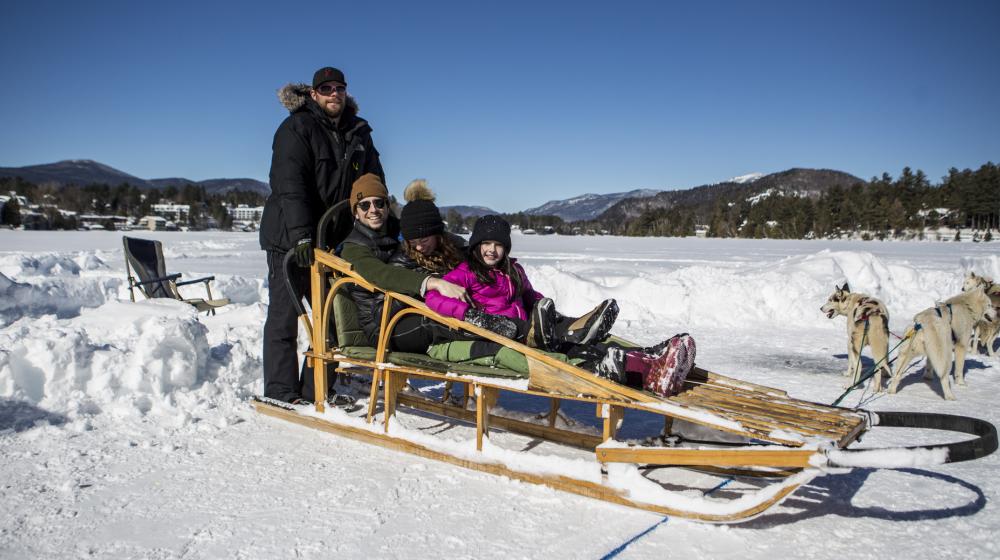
left=404, top=179, right=435, bottom=203
left=276, top=82, right=359, bottom=114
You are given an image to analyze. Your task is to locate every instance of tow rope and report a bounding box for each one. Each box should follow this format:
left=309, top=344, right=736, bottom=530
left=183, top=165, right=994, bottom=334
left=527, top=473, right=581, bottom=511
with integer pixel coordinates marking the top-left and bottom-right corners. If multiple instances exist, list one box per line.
left=831, top=324, right=914, bottom=407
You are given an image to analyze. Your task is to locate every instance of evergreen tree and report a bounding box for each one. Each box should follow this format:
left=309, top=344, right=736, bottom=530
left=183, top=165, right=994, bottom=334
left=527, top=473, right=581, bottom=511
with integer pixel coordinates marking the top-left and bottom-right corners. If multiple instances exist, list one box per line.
left=445, top=209, right=463, bottom=233
left=1, top=197, right=22, bottom=226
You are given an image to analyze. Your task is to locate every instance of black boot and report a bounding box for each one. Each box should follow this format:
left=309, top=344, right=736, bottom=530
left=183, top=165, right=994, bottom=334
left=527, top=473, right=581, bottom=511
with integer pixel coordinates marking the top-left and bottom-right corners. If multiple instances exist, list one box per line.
left=526, top=298, right=558, bottom=351
left=585, top=345, right=628, bottom=384
left=560, top=299, right=619, bottom=346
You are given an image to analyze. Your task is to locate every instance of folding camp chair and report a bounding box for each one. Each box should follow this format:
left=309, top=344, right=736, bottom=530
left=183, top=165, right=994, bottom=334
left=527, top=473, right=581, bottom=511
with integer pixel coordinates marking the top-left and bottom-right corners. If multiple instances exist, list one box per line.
left=122, top=236, right=230, bottom=315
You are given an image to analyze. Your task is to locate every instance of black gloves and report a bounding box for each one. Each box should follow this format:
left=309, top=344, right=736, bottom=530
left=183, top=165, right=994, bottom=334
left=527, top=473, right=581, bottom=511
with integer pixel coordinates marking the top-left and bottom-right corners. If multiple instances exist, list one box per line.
left=293, top=238, right=314, bottom=268
left=464, top=308, right=519, bottom=340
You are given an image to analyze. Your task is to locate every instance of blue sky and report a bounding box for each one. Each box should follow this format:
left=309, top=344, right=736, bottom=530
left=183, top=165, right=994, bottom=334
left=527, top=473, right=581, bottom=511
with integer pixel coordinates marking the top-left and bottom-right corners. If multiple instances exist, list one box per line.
left=1, top=0, right=998, bottom=212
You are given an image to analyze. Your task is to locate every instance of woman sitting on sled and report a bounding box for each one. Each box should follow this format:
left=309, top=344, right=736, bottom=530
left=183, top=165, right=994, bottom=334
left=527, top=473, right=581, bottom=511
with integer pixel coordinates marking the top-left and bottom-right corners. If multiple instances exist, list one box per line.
left=425, top=215, right=696, bottom=397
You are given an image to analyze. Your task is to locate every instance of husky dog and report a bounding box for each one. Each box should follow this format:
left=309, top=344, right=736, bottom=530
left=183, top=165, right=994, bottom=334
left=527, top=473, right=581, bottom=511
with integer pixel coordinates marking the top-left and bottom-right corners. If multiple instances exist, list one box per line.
left=888, top=287, right=998, bottom=400
left=821, top=284, right=891, bottom=390
left=962, top=272, right=1000, bottom=357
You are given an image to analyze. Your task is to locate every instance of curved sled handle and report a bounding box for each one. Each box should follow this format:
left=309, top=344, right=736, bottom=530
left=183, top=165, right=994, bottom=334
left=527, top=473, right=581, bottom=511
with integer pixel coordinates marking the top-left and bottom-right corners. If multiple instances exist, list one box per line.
left=282, top=198, right=353, bottom=316
left=282, top=250, right=308, bottom=317
left=827, top=411, right=997, bottom=468
left=317, top=199, right=351, bottom=251
left=281, top=250, right=314, bottom=340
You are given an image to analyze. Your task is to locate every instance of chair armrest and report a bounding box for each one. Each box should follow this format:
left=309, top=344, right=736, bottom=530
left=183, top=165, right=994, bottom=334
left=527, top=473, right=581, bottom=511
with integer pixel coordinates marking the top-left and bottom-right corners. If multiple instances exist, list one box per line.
left=134, top=273, right=182, bottom=286
left=176, top=275, right=215, bottom=287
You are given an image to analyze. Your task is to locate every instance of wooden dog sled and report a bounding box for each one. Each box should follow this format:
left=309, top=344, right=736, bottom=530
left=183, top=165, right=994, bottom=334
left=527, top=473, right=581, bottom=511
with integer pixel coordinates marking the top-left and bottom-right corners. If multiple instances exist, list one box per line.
left=254, top=205, right=997, bottom=524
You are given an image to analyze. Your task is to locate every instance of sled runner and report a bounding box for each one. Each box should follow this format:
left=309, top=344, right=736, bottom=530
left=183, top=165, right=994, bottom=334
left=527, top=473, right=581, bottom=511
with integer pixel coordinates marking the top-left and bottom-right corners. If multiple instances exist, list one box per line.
left=254, top=203, right=997, bottom=523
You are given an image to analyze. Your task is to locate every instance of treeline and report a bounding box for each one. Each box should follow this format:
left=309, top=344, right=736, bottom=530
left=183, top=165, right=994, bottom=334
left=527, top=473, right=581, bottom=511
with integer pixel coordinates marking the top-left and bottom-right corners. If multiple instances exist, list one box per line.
left=577, top=163, right=1000, bottom=239
left=0, top=177, right=266, bottom=230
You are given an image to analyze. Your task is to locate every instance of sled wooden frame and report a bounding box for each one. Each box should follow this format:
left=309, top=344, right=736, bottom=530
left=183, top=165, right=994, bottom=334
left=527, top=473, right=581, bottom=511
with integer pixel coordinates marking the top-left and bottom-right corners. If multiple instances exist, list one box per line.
left=252, top=247, right=878, bottom=523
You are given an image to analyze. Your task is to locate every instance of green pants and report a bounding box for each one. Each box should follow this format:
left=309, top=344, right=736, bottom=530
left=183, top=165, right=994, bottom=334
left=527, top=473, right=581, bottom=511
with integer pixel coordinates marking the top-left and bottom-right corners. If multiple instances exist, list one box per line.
left=426, top=340, right=585, bottom=374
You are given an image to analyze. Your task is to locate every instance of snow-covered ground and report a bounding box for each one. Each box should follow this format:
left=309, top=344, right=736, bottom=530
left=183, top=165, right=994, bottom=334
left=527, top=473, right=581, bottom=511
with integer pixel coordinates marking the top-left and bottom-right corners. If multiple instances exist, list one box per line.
left=1, top=230, right=999, bottom=559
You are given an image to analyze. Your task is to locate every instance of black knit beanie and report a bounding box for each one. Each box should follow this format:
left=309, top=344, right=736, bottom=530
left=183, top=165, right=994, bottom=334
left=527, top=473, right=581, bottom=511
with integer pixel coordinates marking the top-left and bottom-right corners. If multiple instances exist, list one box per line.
left=400, top=199, right=444, bottom=240
left=469, top=215, right=511, bottom=252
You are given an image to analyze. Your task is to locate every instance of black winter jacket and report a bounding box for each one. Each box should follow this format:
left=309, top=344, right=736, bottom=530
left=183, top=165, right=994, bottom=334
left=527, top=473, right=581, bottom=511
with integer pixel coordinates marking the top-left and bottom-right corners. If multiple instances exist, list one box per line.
left=260, top=84, right=385, bottom=252
left=342, top=217, right=410, bottom=345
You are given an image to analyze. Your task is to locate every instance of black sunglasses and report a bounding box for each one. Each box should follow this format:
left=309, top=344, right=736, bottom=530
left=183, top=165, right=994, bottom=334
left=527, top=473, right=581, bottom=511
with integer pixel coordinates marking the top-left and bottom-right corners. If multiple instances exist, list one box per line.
left=315, top=83, right=346, bottom=96
left=357, top=198, right=387, bottom=212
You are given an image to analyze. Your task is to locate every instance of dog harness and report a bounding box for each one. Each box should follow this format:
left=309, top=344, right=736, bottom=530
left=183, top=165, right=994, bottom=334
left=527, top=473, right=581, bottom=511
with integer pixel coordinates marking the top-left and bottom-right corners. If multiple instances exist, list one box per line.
left=853, top=297, right=886, bottom=324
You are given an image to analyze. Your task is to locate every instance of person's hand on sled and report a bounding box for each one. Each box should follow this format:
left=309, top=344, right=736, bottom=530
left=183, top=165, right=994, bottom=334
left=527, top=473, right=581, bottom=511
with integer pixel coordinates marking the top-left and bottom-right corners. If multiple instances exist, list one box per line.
left=427, top=277, right=471, bottom=304
left=292, top=238, right=314, bottom=267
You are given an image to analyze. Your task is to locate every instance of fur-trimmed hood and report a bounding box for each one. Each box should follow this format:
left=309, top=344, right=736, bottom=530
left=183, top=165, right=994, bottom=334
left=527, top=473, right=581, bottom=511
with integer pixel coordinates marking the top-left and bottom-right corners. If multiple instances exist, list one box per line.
left=276, top=82, right=359, bottom=115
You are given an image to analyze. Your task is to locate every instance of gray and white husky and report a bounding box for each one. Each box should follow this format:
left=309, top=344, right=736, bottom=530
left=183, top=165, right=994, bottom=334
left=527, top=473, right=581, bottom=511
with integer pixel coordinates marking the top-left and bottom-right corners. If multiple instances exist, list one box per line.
left=821, top=284, right=891, bottom=391
left=962, top=272, right=1000, bottom=357
left=888, top=287, right=997, bottom=400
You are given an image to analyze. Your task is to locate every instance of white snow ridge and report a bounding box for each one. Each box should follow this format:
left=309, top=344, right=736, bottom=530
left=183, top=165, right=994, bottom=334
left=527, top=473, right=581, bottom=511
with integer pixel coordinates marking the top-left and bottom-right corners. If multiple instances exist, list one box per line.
left=727, top=172, right=765, bottom=184
left=1, top=230, right=999, bottom=559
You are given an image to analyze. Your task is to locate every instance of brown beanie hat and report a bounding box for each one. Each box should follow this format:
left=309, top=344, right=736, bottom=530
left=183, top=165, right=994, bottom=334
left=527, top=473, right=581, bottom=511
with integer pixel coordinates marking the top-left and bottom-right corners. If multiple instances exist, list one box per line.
left=349, top=173, right=389, bottom=212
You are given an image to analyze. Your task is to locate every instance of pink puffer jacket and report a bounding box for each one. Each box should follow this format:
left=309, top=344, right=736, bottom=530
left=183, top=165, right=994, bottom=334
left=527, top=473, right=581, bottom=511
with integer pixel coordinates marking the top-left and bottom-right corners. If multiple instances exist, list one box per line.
left=425, top=259, right=544, bottom=321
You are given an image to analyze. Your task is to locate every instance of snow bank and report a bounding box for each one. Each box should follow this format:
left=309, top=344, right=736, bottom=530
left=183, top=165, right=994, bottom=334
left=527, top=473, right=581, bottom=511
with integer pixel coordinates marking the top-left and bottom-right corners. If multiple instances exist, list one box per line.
left=0, top=251, right=121, bottom=327
left=524, top=248, right=959, bottom=338
left=0, top=302, right=264, bottom=428
left=960, top=253, right=1000, bottom=281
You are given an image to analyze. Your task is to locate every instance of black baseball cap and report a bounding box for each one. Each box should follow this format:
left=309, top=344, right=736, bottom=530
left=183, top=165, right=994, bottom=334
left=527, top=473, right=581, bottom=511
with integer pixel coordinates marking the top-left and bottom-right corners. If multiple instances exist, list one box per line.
left=312, top=67, right=346, bottom=88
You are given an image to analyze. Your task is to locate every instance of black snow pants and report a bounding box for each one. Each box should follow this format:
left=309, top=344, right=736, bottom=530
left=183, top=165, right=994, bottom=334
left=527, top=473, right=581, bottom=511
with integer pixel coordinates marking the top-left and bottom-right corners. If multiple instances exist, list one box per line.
left=262, top=250, right=333, bottom=402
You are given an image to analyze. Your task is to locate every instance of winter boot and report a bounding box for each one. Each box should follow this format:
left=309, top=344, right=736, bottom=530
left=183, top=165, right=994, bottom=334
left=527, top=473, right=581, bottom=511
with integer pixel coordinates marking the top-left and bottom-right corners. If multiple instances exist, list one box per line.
left=526, top=297, right=558, bottom=351
left=560, top=299, right=619, bottom=346
left=464, top=308, right=519, bottom=340
left=643, top=334, right=696, bottom=398
left=641, top=332, right=688, bottom=357
left=588, top=345, right=629, bottom=384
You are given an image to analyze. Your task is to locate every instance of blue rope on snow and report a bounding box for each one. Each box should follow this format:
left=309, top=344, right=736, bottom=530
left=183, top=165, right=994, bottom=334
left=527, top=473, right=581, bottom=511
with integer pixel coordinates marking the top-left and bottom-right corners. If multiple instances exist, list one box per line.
left=599, top=478, right=733, bottom=559
left=599, top=517, right=669, bottom=559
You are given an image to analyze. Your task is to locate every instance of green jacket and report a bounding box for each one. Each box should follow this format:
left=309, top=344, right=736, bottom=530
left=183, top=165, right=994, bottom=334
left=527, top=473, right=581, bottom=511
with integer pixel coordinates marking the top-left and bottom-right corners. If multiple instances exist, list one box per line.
left=340, top=218, right=429, bottom=344
left=340, top=242, right=427, bottom=296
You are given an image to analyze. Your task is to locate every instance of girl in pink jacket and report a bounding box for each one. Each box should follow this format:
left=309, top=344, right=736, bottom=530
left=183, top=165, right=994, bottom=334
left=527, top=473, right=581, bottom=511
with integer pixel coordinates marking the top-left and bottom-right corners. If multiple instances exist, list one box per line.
left=425, top=215, right=695, bottom=398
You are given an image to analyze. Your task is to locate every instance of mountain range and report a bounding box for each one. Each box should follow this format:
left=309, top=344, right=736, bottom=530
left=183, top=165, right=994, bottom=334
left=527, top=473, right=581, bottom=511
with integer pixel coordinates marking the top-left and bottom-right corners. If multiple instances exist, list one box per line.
left=438, top=205, right=497, bottom=218
left=1, top=160, right=864, bottom=222
left=0, top=160, right=271, bottom=196
left=523, top=189, right=663, bottom=222
left=596, top=168, right=863, bottom=224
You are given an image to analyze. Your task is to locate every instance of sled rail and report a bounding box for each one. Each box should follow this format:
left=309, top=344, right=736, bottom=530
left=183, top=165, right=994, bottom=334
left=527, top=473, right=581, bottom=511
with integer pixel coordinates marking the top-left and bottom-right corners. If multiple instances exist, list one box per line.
left=254, top=398, right=818, bottom=523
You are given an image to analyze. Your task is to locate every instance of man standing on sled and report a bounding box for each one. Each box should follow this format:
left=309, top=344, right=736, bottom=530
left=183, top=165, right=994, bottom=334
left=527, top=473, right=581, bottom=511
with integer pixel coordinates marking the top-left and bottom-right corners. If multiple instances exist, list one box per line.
left=260, top=66, right=384, bottom=404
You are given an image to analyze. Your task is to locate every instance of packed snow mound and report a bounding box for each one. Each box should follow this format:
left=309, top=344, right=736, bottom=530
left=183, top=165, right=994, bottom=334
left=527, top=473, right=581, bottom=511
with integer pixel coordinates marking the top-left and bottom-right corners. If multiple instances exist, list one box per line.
left=960, top=253, right=1000, bottom=281
left=0, top=300, right=262, bottom=426
left=524, top=249, right=955, bottom=338
left=0, top=251, right=110, bottom=278
left=0, top=271, right=120, bottom=327
left=0, top=252, right=121, bottom=327
left=199, top=275, right=267, bottom=306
